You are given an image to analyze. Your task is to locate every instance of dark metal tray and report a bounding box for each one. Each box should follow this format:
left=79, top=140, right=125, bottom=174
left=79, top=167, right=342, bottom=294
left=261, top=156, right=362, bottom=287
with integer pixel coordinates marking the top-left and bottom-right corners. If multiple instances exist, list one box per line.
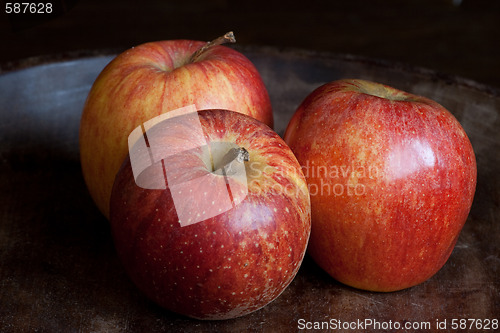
left=1, top=47, right=498, bottom=332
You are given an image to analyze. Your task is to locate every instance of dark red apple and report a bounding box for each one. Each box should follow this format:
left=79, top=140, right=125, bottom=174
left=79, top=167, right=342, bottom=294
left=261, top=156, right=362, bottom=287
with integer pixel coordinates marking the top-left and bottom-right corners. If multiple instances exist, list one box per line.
left=284, top=79, right=476, bottom=292
left=110, top=108, right=310, bottom=319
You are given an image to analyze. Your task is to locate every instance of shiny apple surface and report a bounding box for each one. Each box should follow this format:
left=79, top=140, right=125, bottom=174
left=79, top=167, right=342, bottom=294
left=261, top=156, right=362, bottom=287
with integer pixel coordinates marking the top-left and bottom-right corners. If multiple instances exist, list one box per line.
left=284, top=79, right=476, bottom=291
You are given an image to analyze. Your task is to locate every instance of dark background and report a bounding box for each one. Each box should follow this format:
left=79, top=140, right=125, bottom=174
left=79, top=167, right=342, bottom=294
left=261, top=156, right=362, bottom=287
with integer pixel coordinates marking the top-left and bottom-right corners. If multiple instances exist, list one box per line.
left=1, top=0, right=499, bottom=90
left=1, top=1, right=499, bottom=331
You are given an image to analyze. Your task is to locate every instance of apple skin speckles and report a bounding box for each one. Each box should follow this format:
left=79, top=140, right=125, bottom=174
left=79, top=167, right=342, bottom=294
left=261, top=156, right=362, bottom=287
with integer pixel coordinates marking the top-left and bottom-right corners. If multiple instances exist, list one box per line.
left=285, top=79, right=476, bottom=292
left=110, top=109, right=310, bottom=320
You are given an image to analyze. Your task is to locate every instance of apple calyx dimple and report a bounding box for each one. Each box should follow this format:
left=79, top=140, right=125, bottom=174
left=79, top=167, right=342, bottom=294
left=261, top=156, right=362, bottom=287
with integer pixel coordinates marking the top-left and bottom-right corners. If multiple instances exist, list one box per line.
left=189, top=31, right=236, bottom=63
left=350, top=79, right=418, bottom=102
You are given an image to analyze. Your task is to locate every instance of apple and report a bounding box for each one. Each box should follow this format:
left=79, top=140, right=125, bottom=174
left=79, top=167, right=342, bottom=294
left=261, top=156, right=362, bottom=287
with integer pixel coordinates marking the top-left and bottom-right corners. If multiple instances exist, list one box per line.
left=80, top=32, right=273, bottom=219
left=284, top=79, right=476, bottom=292
left=110, top=108, right=311, bottom=319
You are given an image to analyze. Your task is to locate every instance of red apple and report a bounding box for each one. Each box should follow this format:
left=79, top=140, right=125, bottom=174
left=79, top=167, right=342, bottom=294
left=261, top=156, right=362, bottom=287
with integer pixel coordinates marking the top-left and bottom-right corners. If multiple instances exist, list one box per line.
left=110, top=108, right=310, bottom=319
left=284, top=79, right=476, bottom=292
left=80, top=32, right=273, bottom=219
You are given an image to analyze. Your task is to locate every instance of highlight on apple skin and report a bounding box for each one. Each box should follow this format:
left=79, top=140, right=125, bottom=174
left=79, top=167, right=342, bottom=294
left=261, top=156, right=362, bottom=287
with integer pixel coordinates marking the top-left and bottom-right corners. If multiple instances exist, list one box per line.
left=80, top=32, right=273, bottom=219
left=284, top=79, right=477, bottom=292
left=110, top=109, right=311, bottom=320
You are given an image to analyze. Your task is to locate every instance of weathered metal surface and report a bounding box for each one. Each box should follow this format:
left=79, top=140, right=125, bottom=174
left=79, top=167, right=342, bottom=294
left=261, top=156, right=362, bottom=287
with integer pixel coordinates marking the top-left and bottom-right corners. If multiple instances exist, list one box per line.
left=0, top=47, right=498, bottom=332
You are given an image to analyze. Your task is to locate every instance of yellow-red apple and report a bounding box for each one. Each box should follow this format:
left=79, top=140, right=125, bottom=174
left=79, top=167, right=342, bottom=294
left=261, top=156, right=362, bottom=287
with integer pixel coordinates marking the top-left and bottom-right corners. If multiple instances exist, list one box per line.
left=80, top=32, right=272, bottom=219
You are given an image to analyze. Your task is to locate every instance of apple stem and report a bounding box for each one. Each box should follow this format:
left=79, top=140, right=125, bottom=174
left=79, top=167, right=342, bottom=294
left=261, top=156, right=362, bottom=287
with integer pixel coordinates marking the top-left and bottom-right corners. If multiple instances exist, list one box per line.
left=215, top=147, right=249, bottom=175
left=189, top=31, right=236, bottom=63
